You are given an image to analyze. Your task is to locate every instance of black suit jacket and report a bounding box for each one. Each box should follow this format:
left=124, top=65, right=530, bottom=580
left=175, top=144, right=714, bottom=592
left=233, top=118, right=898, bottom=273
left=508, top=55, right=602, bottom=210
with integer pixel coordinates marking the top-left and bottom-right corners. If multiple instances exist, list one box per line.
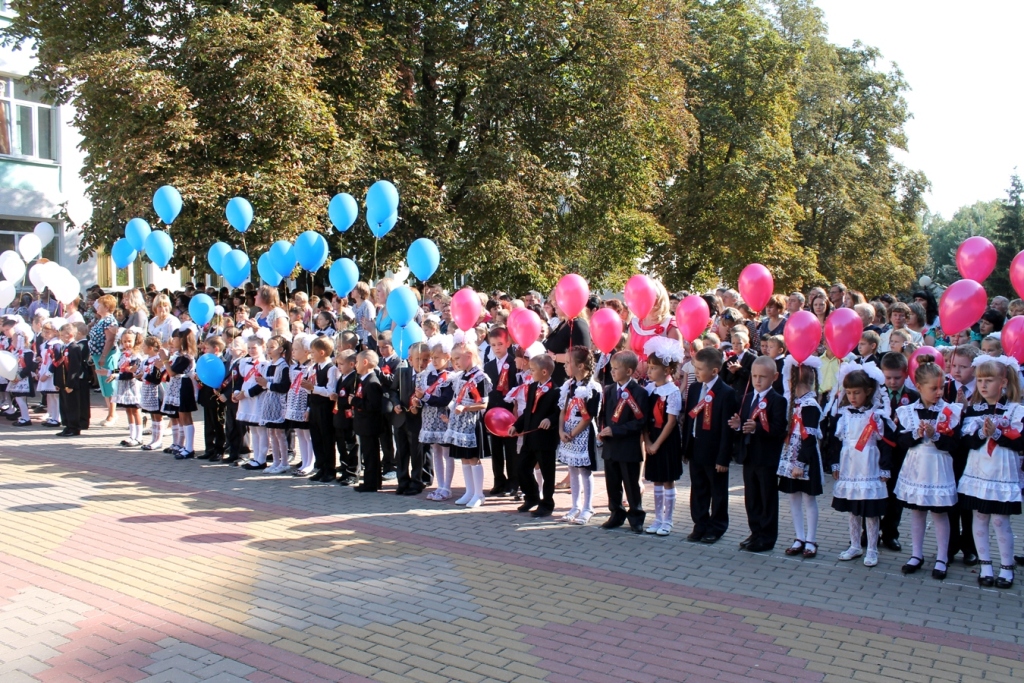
left=513, top=381, right=562, bottom=452
left=333, top=371, right=357, bottom=429
left=733, top=388, right=787, bottom=468
left=396, top=365, right=420, bottom=430
left=351, top=372, right=385, bottom=437
left=681, top=377, right=737, bottom=468
left=484, top=354, right=520, bottom=413
left=600, top=380, right=649, bottom=463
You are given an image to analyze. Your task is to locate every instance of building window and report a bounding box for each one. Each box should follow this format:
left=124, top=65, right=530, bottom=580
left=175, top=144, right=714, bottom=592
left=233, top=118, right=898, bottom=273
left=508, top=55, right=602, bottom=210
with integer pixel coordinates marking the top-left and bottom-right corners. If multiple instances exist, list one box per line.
left=0, top=218, right=58, bottom=263
left=0, top=77, right=57, bottom=161
left=97, top=246, right=147, bottom=290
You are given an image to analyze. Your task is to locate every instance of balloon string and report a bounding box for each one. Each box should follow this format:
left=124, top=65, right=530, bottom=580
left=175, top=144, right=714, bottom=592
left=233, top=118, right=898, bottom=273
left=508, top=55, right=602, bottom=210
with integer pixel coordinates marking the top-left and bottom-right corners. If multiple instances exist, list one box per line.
left=373, top=237, right=379, bottom=282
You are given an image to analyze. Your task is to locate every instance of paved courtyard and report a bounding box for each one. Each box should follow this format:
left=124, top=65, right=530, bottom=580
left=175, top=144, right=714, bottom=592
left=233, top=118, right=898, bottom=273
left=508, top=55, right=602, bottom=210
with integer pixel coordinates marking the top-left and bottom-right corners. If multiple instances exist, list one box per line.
left=0, top=406, right=1022, bottom=683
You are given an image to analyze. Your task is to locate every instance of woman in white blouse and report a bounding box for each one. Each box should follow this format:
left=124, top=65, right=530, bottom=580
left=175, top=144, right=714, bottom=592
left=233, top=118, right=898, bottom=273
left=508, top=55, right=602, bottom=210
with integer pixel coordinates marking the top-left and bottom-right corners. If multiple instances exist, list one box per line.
left=148, top=293, right=181, bottom=345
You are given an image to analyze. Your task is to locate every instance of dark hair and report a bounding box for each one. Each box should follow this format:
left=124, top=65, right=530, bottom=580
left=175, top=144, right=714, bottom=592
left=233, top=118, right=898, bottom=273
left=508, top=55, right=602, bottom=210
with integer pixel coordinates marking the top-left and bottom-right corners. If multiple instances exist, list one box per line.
left=879, top=351, right=908, bottom=372
left=487, top=326, right=510, bottom=342
left=174, top=328, right=198, bottom=357
left=694, top=346, right=724, bottom=370
left=840, top=369, right=878, bottom=407
left=980, top=308, right=1005, bottom=332
left=586, top=295, right=601, bottom=312
left=913, top=354, right=944, bottom=386
left=612, top=349, right=639, bottom=372
left=569, top=346, right=595, bottom=376
left=700, top=294, right=721, bottom=316
left=270, top=334, right=292, bottom=364
left=911, top=290, right=939, bottom=325
left=647, top=349, right=679, bottom=374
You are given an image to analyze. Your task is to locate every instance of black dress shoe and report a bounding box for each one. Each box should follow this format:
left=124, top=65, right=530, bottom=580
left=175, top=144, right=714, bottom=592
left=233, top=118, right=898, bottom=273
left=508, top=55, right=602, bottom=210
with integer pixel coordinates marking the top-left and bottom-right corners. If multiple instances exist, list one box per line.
left=395, top=487, right=409, bottom=496
left=685, top=531, right=704, bottom=543
left=196, top=453, right=213, bottom=460
left=517, top=502, right=538, bottom=513
left=963, top=553, right=979, bottom=567
left=337, top=476, right=356, bottom=486
left=902, top=557, right=923, bottom=574
left=488, top=486, right=505, bottom=496
left=353, top=485, right=377, bottom=492
left=744, top=541, right=774, bottom=553
left=739, top=536, right=753, bottom=549
left=403, top=488, right=423, bottom=496
left=978, top=575, right=995, bottom=587
left=701, top=534, right=722, bottom=544
left=531, top=508, right=553, bottom=518
left=628, top=522, right=644, bottom=534
left=881, top=538, right=902, bottom=552
left=1015, top=555, right=1024, bottom=566
left=601, top=516, right=626, bottom=529
left=996, top=567, right=1015, bottom=589
left=931, top=560, right=947, bottom=580
left=208, top=454, right=223, bottom=463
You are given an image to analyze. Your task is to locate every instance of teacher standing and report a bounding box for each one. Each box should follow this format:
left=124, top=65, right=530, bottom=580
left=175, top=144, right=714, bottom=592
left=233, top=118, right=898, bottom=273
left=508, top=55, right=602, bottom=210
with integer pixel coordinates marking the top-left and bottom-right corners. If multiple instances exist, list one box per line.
left=88, top=294, right=121, bottom=427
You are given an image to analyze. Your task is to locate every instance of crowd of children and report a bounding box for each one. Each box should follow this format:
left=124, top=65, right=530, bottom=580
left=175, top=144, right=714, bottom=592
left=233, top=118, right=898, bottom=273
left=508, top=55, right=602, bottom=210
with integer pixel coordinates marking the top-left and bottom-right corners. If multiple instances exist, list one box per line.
left=2, top=279, right=1023, bottom=590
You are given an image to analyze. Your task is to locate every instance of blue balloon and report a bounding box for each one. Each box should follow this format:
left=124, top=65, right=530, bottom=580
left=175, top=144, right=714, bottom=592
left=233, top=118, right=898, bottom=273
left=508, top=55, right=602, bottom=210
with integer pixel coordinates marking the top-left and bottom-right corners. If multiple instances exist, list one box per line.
left=207, top=242, right=231, bottom=275
left=393, top=322, right=425, bottom=360
left=226, top=197, right=254, bottom=233
left=386, top=286, right=418, bottom=327
left=328, top=258, right=359, bottom=296
left=407, top=238, right=440, bottom=281
left=293, top=231, right=328, bottom=271
left=125, top=218, right=151, bottom=252
left=257, top=252, right=283, bottom=286
left=370, top=211, right=398, bottom=239
left=365, top=180, right=399, bottom=226
left=328, top=193, right=359, bottom=232
left=144, top=230, right=174, bottom=268
left=195, top=353, right=226, bottom=388
left=268, top=240, right=296, bottom=277
left=111, top=238, right=137, bottom=269
left=188, top=293, right=215, bottom=326
left=221, top=249, right=251, bottom=288
left=152, top=185, right=182, bottom=224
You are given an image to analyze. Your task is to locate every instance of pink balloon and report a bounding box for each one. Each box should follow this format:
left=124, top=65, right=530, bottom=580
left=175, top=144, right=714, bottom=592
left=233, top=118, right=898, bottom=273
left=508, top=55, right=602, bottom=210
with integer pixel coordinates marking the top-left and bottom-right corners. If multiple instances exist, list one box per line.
left=676, top=295, right=710, bottom=343
left=956, top=236, right=997, bottom=282
left=450, top=287, right=481, bottom=332
left=506, top=307, right=541, bottom=348
left=1002, top=316, right=1024, bottom=363
left=738, top=263, right=774, bottom=312
left=783, top=310, right=822, bottom=363
left=909, top=346, right=945, bottom=382
left=1012, top=251, right=1024, bottom=299
left=554, top=274, right=589, bottom=320
left=590, top=307, right=624, bottom=355
left=624, top=274, right=657, bottom=320
left=939, top=279, right=987, bottom=335
left=484, top=408, right=516, bottom=437
left=823, top=308, right=864, bottom=359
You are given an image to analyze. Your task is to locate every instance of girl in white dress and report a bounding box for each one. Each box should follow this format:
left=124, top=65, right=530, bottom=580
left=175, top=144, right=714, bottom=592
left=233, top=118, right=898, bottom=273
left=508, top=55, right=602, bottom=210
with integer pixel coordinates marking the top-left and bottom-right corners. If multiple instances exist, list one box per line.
left=828, top=363, right=892, bottom=568
left=113, top=329, right=144, bottom=447
left=417, top=335, right=455, bottom=500
left=285, top=334, right=314, bottom=476
left=777, top=357, right=824, bottom=559
left=894, top=354, right=961, bottom=580
left=555, top=347, right=603, bottom=525
left=235, top=335, right=269, bottom=469
left=256, top=336, right=291, bottom=474
left=958, top=355, right=1024, bottom=589
left=36, top=320, right=62, bottom=427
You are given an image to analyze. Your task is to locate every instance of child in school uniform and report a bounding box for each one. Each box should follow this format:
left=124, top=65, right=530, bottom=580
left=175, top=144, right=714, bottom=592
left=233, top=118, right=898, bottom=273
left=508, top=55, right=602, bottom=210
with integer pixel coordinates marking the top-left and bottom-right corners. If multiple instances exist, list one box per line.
left=856, top=331, right=881, bottom=366
left=285, top=334, right=314, bottom=476
left=352, top=349, right=387, bottom=492
left=222, top=336, right=248, bottom=464
left=828, top=364, right=892, bottom=567
left=196, top=336, right=228, bottom=461
left=597, top=350, right=650, bottom=532
left=139, top=336, right=167, bottom=450
left=419, top=335, right=456, bottom=500
left=958, top=355, right=1024, bottom=588
left=333, top=349, right=358, bottom=484
left=944, top=343, right=980, bottom=567
left=484, top=327, right=521, bottom=497
left=113, top=328, right=144, bottom=447
left=643, top=337, right=685, bottom=536
left=730, top=355, right=787, bottom=552
left=257, top=335, right=291, bottom=473
left=722, top=327, right=755, bottom=391
left=304, top=336, right=338, bottom=481
left=236, top=335, right=269, bottom=469
left=74, top=323, right=92, bottom=431
left=161, top=327, right=199, bottom=459
left=510, top=352, right=561, bottom=516
left=53, top=322, right=84, bottom=437
left=36, top=319, right=62, bottom=427
left=681, top=346, right=737, bottom=543
left=6, top=320, right=37, bottom=426
left=398, top=342, right=431, bottom=495
left=894, top=353, right=961, bottom=580
left=777, top=357, right=824, bottom=558
left=443, top=342, right=492, bottom=508
left=555, top=346, right=602, bottom=526
left=878, top=352, right=919, bottom=551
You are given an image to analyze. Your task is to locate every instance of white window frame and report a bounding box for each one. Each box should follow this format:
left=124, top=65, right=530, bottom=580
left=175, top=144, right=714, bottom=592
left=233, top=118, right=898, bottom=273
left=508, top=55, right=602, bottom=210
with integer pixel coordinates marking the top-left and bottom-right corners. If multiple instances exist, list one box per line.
left=0, top=76, right=59, bottom=163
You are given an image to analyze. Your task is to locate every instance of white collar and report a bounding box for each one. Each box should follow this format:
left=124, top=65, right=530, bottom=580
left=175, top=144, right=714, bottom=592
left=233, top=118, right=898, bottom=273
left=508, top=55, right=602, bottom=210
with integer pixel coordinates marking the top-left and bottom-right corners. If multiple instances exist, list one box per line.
left=359, top=371, right=373, bottom=381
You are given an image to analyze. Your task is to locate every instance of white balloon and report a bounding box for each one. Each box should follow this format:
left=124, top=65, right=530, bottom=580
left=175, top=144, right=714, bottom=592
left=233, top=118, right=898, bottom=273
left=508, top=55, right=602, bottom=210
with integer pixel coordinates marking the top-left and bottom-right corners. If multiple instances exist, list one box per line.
left=18, top=233, right=41, bottom=262
left=33, top=222, right=55, bottom=247
left=28, top=263, right=47, bottom=292
left=0, top=351, right=16, bottom=381
left=918, top=275, right=932, bottom=287
left=0, top=250, right=16, bottom=271
left=2, top=256, right=25, bottom=283
left=52, top=270, right=80, bottom=304
left=0, top=281, right=14, bottom=308
left=40, top=261, right=61, bottom=289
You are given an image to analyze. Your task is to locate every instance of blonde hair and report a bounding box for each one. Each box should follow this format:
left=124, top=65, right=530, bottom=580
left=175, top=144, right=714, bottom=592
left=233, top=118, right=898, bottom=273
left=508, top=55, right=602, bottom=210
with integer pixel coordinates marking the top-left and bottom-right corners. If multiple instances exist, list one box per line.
left=97, top=294, right=118, bottom=313
left=122, top=288, right=146, bottom=313
left=453, top=341, right=481, bottom=368
left=648, top=280, right=670, bottom=322
left=151, top=294, right=172, bottom=316
left=974, top=359, right=1022, bottom=403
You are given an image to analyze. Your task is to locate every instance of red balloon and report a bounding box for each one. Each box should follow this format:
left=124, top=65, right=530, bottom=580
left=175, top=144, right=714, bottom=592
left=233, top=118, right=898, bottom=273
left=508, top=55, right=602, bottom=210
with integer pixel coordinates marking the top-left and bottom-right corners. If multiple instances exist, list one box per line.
left=676, top=295, right=710, bottom=343
left=939, top=279, right=987, bottom=335
left=624, top=274, right=657, bottom=320
left=956, top=236, right=997, bottom=282
left=1011, top=251, right=1024, bottom=299
left=506, top=308, right=541, bottom=348
left=784, top=310, right=822, bottom=363
left=1002, top=316, right=1024, bottom=363
left=909, top=346, right=945, bottom=382
left=554, top=274, right=589, bottom=320
left=590, top=307, right=624, bottom=355
left=823, top=308, right=864, bottom=358
left=450, top=287, right=481, bottom=332
left=484, top=407, right=517, bottom=437
left=738, top=263, right=774, bottom=312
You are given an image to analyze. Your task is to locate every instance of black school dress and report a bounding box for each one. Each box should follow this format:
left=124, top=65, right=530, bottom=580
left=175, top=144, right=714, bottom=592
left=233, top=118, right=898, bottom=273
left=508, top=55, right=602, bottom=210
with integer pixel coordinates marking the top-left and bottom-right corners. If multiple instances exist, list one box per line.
left=644, top=382, right=683, bottom=482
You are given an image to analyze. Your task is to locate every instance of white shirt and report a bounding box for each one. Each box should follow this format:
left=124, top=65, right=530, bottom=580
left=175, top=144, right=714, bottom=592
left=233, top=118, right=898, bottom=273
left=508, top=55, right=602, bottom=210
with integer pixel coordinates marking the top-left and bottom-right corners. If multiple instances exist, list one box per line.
left=312, top=361, right=338, bottom=397
left=148, top=315, right=181, bottom=344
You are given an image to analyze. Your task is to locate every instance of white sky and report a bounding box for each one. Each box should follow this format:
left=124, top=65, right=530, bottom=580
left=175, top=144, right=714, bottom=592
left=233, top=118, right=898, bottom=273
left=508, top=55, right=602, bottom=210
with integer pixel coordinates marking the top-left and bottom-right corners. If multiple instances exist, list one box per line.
left=814, top=0, right=1024, bottom=218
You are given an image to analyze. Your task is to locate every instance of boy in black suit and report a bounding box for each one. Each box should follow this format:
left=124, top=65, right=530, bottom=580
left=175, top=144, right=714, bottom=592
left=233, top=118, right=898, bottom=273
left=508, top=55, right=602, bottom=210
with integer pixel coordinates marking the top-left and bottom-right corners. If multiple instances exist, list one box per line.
left=597, top=350, right=649, bottom=533
left=54, top=323, right=83, bottom=436
left=509, top=353, right=561, bottom=516
left=304, top=337, right=338, bottom=482
left=376, top=332, right=401, bottom=480
left=722, top=327, right=755, bottom=391
left=681, top=346, right=737, bottom=544
left=333, top=350, right=359, bottom=485
left=197, top=336, right=228, bottom=461
left=352, top=349, right=386, bottom=492
left=877, top=351, right=919, bottom=551
left=484, top=327, right=520, bottom=496
left=729, top=356, right=787, bottom=552
left=397, top=342, right=431, bottom=495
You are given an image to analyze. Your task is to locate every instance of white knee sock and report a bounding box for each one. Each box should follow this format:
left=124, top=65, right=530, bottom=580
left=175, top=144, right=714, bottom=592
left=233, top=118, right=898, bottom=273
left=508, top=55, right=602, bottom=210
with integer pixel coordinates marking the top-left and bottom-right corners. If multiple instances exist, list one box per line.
left=298, top=429, right=313, bottom=469
left=431, top=446, right=445, bottom=491
left=148, top=421, right=163, bottom=447
left=790, top=493, right=806, bottom=541
left=568, top=466, right=582, bottom=512
left=472, top=465, right=485, bottom=501
left=973, top=511, right=992, bottom=563
left=252, top=427, right=268, bottom=464
left=170, top=423, right=181, bottom=447
left=183, top=425, right=195, bottom=452
left=456, top=463, right=474, bottom=504
left=865, top=517, right=879, bottom=552
left=271, top=430, right=287, bottom=467
left=16, top=397, right=28, bottom=421
left=932, top=512, right=950, bottom=564
left=441, top=448, right=455, bottom=492
left=803, top=494, right=819, bottom=543
left=911, top=510, right=927, bottom=560
left=581, top=469, right=594, bottom=515
left=848, top=513, right=862, bottom=550
left=653, top=485, right=664, bottom=526
left=664, top=487, right=676, bottom=526
left=47, top=394, right=59, bottom=422
left=993, top=514, right=1016, bottom=575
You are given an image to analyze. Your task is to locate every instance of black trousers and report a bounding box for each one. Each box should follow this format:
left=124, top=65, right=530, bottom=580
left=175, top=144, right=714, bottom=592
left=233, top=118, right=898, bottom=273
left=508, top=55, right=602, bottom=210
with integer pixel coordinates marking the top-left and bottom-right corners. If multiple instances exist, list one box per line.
left=689, top=460, right=730, bottom=536
left=58, top=388, right=79, bottom=432
left=519, top=448, right=556, bottom=510
left=880, top=448, right=906, bottom=541
left=605, top=459, right=645, bottom=526
left=202, top=397, right=225, bottom=454
left=334, top=423, right=359, bottom=479
left=380, top=423, right=397, bottom=473
left=77, top=378, right=91, bottom=429
left=225, top=402, right=246, bottom=458
left=395, top=419, right=423, bottom=492
left=743, top=463, right=778, bottom=546
left=359, top=433, right=382, bottom=490
left=309, top=402, right=336, bottom=477
left=489, top=434, right=519, bottom=491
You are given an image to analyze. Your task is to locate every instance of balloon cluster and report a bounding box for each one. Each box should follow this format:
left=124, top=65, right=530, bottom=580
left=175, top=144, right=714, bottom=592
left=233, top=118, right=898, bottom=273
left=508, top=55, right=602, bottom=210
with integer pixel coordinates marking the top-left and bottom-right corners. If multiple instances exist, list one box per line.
left=0, top=222, right=80, bottom=307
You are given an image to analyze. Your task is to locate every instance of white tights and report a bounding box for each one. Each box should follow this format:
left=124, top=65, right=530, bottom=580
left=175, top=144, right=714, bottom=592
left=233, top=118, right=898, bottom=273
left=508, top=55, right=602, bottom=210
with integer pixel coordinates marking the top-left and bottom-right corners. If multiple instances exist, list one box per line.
left=432, top=445, right=454, bottom=493
left=788, top=492, right=819, bottom=543
left=296, top=429, right=313, bottom=470
left=251, top=426, right=268, bottom=465
left=910, top=510, right=950, bottom=565
left=848, top=514, right=879, bottom=552
left=974, top=512, right=1016, bottom=578
left=269, top=428, right=288, bottom=468
left=568, top=466, right=594, bottom=515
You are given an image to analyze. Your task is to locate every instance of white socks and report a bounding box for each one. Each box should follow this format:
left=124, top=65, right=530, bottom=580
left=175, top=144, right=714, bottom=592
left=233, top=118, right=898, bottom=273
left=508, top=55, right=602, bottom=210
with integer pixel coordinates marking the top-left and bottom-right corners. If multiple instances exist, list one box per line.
left=16, top=397, right=28, bottom=421
left=803, top=493, right=819, bottom=543
left=469, top=464, right=485, bottom=507
left=441, top=448, right=455, bottom=492
left=456, top=464, right=474, bottom=505
left=865, top=517, right=879, bottom=553
left=47, top=394, right=59, bottom=422
left=127, top=423, right=141, bottom=442
left=171, top=424, right=181, bottom=449
left=848, top=514, right=863, bottom=551
left=270, top=429, right=287, bottom=468
left=183, top=425, right=195, bottom=453
left=910, top=510, right=950, bottom=564
left=297, top=429, right=313, bottom=470
left=789, top=493, right=819, bottom=543
left=664, top=487, right=676, bottom=527
left=653, top=485, right=664, bottom=527
left=431, top=446, right=446, bottom=493
left=992, top=513, right=1016, bottom=574
left=251, top=427, right=268, bottom=464
left=568, top=466, right=582, bottom=513
left=148, top=420, right=163, bottom=447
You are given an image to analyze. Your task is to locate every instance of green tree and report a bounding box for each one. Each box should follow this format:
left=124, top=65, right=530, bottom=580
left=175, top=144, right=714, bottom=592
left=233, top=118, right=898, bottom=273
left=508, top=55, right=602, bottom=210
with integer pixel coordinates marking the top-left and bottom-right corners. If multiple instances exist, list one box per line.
left=990, top=174, right=1024, bottom=298
left=922, top=200, right=1001, bottom=285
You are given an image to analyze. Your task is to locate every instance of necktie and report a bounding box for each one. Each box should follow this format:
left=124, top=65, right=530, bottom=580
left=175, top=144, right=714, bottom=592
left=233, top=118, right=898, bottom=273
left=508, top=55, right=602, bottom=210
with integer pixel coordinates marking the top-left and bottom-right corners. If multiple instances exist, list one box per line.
left=956, top=387, right=965, bottom=404
left=694, top=383, right=709, bottom=436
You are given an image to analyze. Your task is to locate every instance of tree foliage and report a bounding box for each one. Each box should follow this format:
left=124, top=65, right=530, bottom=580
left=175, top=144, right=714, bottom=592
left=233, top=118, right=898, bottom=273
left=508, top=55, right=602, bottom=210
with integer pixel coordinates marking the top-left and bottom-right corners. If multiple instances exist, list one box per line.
left=990, top=174, right=1024, bottom=299
left=922, top=200, right=1001, bottom=286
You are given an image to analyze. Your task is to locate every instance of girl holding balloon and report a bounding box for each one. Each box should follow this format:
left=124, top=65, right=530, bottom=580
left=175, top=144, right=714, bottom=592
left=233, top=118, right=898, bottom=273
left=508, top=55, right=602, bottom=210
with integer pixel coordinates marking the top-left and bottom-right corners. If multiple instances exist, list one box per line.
left=419, top=335, right=455, bottom=501
left=160, top=326, right=199, bottom=459
left=626, top=278, right=682, bottom=375
left=555, top=346, right=603, bottom=525
left=112, top=328, right=144, bottom=447
left=443, top=341, right=492, bottom=508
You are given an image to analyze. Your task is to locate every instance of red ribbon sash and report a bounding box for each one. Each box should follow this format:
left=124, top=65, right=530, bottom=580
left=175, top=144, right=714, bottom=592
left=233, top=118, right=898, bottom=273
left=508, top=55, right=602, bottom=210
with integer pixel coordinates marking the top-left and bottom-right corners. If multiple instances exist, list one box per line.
left=458, top=375, right=484, bottom=406
left=496, top=363, right=509, bottom=394
left=531, top=381, right=551, bottom=413
left=653, top=396, right=666, bottom=429
left=688, top=390, right=714, bottom=430
left=855, top=416, right=878, bottom=451
left=243, top=364, right=259, bottom=383
left=750, top=400, right=769, bottom=431
left=568, top=395, right=590, bottom=423
left=424, top=371, right=448, bottom=398
left=789, top=411, right=808, bottom=440
left=935, top=406, right=954, bottom=436
left=613, top=389, right=644, bottom=424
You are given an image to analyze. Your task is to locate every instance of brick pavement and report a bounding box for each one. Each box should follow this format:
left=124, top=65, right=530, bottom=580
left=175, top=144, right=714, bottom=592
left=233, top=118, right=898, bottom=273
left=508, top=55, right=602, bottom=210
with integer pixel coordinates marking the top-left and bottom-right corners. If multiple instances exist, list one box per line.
left=0, top=408, right=1022, bottom=683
